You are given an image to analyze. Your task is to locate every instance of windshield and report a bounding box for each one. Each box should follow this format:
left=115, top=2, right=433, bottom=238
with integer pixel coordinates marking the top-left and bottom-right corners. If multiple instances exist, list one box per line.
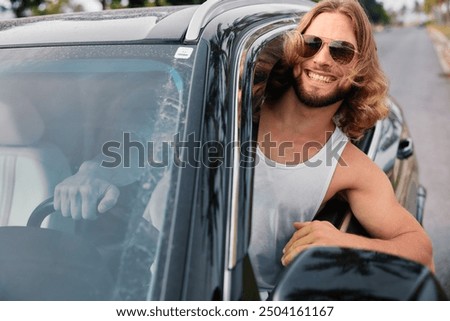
left=0, top=44, right=194, bottom=300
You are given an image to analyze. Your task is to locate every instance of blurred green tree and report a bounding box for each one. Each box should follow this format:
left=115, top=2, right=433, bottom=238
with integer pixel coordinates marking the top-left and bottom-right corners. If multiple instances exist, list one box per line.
left=11, top=0, right=43, bottom=17
left=165, top=0, right=205, bottom=4
left=359, top=0, right=390, bottom=24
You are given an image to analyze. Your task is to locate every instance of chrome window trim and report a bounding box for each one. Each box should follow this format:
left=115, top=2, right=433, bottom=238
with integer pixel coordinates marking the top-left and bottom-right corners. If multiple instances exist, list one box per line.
left=222, top=22, right=297, bottom=300
left=185, top=0, right=312, bottom=41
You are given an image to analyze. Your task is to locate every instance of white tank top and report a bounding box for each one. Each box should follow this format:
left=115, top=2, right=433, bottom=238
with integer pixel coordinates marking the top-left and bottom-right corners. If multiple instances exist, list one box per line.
left=248, top=127, right=348, bottom=292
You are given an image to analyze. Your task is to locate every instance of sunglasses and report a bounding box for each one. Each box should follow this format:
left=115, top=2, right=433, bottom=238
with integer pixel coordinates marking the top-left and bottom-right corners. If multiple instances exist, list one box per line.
left=300, top=34, right=358, bottom=65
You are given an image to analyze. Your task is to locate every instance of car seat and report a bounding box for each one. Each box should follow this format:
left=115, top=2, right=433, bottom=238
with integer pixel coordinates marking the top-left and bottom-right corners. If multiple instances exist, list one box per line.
left=0, top=97, right=71, bottom=226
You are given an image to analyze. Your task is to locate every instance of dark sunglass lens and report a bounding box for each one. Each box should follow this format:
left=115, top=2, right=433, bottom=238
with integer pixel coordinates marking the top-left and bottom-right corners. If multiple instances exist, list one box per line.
left=301, top=35, right=322, bottom=58
left=329, top=41, right=355, bottom=64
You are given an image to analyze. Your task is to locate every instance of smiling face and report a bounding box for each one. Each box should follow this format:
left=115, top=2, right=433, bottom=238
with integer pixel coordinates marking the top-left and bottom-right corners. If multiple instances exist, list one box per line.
left=293, top=12, right=357, bottom=108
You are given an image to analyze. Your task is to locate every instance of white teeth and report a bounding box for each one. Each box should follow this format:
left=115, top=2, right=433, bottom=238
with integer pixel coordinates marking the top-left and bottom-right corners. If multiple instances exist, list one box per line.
left=307, top=71, right=333, bottom=83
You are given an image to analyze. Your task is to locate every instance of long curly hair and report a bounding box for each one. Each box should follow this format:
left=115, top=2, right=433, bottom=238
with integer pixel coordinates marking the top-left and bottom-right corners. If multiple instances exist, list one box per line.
left=279, top=0, right=389, bottom=140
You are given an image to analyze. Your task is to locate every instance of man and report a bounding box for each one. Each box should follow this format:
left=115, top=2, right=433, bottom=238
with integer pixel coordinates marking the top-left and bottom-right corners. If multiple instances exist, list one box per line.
left=248, top=0, right=434, bottom=294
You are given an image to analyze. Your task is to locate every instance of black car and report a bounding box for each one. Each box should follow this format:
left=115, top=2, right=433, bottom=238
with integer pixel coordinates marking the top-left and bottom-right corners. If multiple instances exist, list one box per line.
left=0, top=0, right=446, bottom=300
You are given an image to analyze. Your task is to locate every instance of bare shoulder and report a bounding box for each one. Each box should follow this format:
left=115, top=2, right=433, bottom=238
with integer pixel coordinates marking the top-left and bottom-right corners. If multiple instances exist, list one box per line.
left=329, top=142, right=390, bottom=195
left=339, top=142, right=378, bottom=172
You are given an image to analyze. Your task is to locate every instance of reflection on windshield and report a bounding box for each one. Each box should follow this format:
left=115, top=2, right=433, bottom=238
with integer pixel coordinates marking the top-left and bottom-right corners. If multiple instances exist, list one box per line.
left=0, top=44, right=192, bottom=299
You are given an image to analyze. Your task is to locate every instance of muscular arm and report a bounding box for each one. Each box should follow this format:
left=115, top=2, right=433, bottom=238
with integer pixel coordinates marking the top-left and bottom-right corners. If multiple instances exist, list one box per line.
left=282, top=143, right=434, bottom=271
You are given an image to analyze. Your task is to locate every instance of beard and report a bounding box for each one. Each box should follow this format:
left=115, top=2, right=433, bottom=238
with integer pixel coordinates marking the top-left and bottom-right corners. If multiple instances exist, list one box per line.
left=292, top=73, right=352, bottom=108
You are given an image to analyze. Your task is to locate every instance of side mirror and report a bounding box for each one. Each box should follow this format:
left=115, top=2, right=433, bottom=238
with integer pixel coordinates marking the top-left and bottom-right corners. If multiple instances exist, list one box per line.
left=270, top=247, right=447, bottom=301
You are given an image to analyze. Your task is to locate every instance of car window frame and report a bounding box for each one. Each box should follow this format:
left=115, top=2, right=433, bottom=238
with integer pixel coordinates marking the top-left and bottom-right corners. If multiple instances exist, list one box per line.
left=223, top=18, right=302, bottom=300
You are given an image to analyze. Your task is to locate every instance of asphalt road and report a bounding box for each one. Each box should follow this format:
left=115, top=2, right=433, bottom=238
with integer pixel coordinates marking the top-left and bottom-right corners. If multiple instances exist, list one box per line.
left=375, top=26, right=450, bottom=298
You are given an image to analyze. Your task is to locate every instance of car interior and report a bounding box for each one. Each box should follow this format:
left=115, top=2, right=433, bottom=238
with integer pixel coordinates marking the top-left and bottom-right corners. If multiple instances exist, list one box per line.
left=0, top=52, right=188, bottom=299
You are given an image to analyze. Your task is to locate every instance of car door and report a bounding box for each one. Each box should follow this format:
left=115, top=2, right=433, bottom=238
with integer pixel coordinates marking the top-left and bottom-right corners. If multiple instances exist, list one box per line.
left=220, top=20, right=302, bottom=301
left=165, top=13, right=302, bottom=300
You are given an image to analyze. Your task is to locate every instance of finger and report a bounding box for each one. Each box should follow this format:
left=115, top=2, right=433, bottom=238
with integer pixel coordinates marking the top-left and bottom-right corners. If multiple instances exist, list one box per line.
left=285, top=220, right=335, bottom=251
left=293, top=221, right=309, bottom=229
left=79, top=185, right=98, bottom=220
left=70, top=192, right=81, bottom=220
left=283, top=230, right=315, bottom=256
left=281, top=230, right=319, bottom=266
left=281, top=243, right=309, bottom=266
left=97, top=185, right=120, bottom=214
left=59, top=188, right=72, bottom=218
left=53, top=185, right=62, bottom=211
left=283, top=222, right=312, bottom=253
left=68, top=187, right=82, bottom=220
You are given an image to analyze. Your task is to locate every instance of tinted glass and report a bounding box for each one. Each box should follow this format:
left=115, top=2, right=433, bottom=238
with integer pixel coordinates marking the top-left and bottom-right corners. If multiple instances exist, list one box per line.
left=0, top=44, right=195, bottom=300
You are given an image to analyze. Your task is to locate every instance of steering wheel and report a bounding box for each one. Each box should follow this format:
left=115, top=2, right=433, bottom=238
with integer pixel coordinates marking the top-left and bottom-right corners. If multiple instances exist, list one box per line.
left=27, top=196, right=128, bottom=244
left=2, top=196, right=115, bottom=300
left=27, top=197, right=56, bottom=227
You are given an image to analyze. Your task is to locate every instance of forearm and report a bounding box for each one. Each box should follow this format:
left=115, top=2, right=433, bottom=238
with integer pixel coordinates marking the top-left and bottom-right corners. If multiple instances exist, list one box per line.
left=283, top=219, right=434, bottom=271
left=340, top=230, right=434, bottom=272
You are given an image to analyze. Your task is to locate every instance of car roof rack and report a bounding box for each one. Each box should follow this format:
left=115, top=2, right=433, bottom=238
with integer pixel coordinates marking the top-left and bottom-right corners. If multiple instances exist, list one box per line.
left=185, top=0, right=313, bottom=42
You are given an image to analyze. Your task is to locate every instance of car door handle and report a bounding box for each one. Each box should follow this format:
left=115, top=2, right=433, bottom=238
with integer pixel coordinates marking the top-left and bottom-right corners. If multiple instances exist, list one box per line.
left=397, top=138, right=414, bottom=160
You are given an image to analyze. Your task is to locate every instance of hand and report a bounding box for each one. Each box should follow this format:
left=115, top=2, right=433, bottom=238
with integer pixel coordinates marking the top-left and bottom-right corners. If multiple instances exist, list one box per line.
left=281, top=220, right=348, bottom=266
left=54, top=172, right=120, bottom=220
